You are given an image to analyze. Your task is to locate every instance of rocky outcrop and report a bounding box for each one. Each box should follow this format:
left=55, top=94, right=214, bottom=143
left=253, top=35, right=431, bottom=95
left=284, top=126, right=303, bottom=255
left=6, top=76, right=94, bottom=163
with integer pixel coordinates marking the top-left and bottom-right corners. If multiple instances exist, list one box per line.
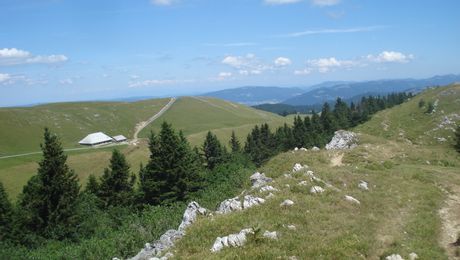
left=242, top=195, right=265, bottom=209
left=280, top=199, right=294, bottom=207
left=310, top=186, right=325, bottom=194
left=260, top=185, right=279, bottom=192
left=250, top=172, right=273, bottom=188
left=311, top=146, right=320, bottom=151
left=325, top=130, right=358, bottom=150
left=385, top=254, right=403, bottom=260
left=292, top=163, right=307, bottom=172
left=358, top=180, right=369, bottom=191
left=211, top=228, right=254, bottom=252
left=129, top=201, right=207, bottom=260
left=344, top=195, right=360, bottom=205
left=217, top=195, right=265, bottom=214
left=263, top=231, right=278, bottom=240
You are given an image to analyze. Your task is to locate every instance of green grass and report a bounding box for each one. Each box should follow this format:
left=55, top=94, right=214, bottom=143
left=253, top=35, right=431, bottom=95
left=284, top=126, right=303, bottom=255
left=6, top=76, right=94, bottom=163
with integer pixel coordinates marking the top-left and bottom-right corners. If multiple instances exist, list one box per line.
left=0, top=98, right=171, bottom=155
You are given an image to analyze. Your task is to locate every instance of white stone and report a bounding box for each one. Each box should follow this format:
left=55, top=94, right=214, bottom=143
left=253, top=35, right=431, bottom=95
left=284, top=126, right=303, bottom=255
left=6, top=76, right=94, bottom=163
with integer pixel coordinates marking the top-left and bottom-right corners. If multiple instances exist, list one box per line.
left=217, top=197, right=242, bottom=214
left=211, top=228, right=254, bottom=252
left=325, top=130, right=358, bottom=150
left=310, top=186, right=325, bottom=194
left=265, top=192, right=275, bottom=199
left=294, top=147, right=299, bottom=151
left=242, top=195, right=265, bottom=209
left=311, top=146, right=320, bottom=151
left=358, top=180, right=369, bottom=191
left=250, top=172, right=273, bottom=188
left=263, top=231, right=278, bottom=240
left=292, top=163, right=306, bottom=172
left=285, top=224, right=296, bottom=230
left=260, top=185, right=279, bottom=192
left=409, top=252, right=418, bottom=260
left=385, top=254, right=404, bottom=260
left=300, top=147, right=308, bottom=151
left=344, top=195, right=360, bottom=205
left=280, top=199, right=294, bottom=207
left=178, top=201, right=207, bottom=232
left=298, top=180, right=308, bottom=186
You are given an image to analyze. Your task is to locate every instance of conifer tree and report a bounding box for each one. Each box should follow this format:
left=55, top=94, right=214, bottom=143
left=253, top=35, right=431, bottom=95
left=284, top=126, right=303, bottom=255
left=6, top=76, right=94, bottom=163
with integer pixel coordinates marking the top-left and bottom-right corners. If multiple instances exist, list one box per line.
left=333, top=97, right=351, bottom=129
left=0, top=182, right=12, bottom=241
left=292, top=115, right=306, bottom=147
left=229, top=131, right=241, bottom=153
left=84, top=174, right=99, bottom=195
left=202, top=131, right=225, bottom=169
left=455, top=125, right=460, bottom=153
left=98, top=149, right=135, bottom=207
left=18, top=128, right=80, bottom=238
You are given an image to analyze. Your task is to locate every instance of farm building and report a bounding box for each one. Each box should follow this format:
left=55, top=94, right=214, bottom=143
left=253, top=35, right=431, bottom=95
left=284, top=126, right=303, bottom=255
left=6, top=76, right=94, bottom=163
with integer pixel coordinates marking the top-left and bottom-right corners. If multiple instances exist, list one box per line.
left=79, top=132, right=113, bottom=146
left=113, top=135, right=127, bottom=142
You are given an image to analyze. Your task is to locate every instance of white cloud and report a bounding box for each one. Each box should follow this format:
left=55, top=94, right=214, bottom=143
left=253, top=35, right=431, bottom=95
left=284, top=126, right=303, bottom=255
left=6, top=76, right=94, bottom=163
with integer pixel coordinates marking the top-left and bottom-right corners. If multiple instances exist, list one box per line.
left=59, top=78, right=73, bottom=85
left=274, top=57, right=292, bottom=66
left=130, top=74, right=140, bottom=79
left=277, top=26, right=384, bottom=38
left=0, top=48, right=68, bottom=66
left=307, top=57, right=356, bottom=73
left=311, top=0, right=341, bottom=6
left=294, top=68, right=311, bottom=75
left=367, top=51, right=414, bottom=63
left=129, top=79, right=194, bottom=88
left=218, top=72, right=232, bottom=78
left=151, top=0, right=175, bottom=6
left=264, top=0, right=302, bottom=5
left=0, top=73, right=11, bottom=83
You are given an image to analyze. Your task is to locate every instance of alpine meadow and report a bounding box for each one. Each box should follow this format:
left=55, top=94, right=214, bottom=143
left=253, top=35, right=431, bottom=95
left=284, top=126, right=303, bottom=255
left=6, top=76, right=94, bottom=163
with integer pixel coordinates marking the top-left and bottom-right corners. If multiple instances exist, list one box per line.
left=1, top=1, right=459, bottom=260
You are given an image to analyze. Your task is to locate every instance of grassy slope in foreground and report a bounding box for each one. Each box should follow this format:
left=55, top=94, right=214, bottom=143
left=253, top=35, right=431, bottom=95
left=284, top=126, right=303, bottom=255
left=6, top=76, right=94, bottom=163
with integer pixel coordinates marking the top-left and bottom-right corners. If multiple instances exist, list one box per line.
left=0, top=98, right=170, bottom=155
left=171, top=85, right=460, bottom=259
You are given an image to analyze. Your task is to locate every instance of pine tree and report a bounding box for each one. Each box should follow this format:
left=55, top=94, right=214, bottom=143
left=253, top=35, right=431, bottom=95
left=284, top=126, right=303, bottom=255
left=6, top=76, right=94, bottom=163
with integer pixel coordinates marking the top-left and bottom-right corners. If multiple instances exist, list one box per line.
left=202, top=131, right=225, bottom=169
left=320, top=102, right=338, bottom=141
left=0, top=182, right=12, bottom=241
left=292, top=115, right=306, bottom=147
left=98, top=149, right=135, bottom=207
left=140, top=122, right=202, bottom=205
left=455, top=125, right=460, bottom=153
left=229, top=131, right=241, bottom=153
left=333, top=98, right=351, bottom=129
left=84, top=174, right=99, bottom=195
left=18, top=128, right=80, bottom=239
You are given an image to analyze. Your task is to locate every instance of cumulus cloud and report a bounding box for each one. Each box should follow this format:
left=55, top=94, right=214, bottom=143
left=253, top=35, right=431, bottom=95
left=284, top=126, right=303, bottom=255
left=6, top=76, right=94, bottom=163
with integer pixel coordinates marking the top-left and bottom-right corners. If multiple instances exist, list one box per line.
left=274, top=57, right=292, bottom=66
left=151, top=0, right=175, bottom=5
left=366, top=51, right=414, bottom=63
left=294, top=68, right=312, bottom=75
left=0, top=73, right=11, bottom=83
left=59, top=78, right=73, bottom=85
left=311, top=0, right=341, bottom=6
left=0, top=48, right=68, bottom=66
left=264, top=0, right=302, bottom=5
left=307, top=57, right=356, bottom=73
left=218, top=72, right=232, bottom=78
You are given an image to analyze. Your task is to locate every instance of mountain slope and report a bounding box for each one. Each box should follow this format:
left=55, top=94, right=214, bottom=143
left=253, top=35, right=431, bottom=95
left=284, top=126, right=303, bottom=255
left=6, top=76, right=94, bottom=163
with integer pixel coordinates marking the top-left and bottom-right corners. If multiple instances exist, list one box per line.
left=202, top=86, right=304, bottom=105
left=168, top=84, right=460, bottom=259
left=282, top=74, right=460, bottom=106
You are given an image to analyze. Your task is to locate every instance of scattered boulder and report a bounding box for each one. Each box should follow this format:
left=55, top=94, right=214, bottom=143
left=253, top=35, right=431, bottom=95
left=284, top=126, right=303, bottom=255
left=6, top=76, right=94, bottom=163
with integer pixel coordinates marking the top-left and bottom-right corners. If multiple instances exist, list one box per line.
left=211, top=228, right=254, bottom=252
left=284, top=224, right=296, bottom=230
left=298, top=180, right=308, bottom=186
left=292, top=163, right=307, bottom=172
left=325, top=130, right=358, bottom=150
left=242, top=195, right=265, bottom=209
left=409, top=252, right=418, bottom=260
left=310, top=186, right=325, bottom=194
left=300, top=147, right=308, bottom=151
left=260, top=185, right=279, bottom=192
left=265, top=192, right=275, bottom=199
left=358, top=180, right=369, bottom=191
left=178, top=201, right=207, bottom=232
left=280, top=199, right=295, bottom=207
left=311, top=146, right=320, bottom=151
left=250, top=172, right=273, bottom=188
left=294, top=147, right=299, bottom=151
left=263, top=231, right=278, bottom=240
left=217, top=197, right=242, bottom=214
left=305, top=170, right=315, bottom=178
left=385, top=254, right=404, bottom=260
left=344, top=195, right=360, bottom=205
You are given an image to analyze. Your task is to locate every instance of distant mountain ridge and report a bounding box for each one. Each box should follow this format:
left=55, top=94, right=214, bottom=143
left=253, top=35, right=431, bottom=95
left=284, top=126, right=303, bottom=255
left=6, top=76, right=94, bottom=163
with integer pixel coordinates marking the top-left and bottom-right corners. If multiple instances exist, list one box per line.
left=282, top=74, right=460, bottom=106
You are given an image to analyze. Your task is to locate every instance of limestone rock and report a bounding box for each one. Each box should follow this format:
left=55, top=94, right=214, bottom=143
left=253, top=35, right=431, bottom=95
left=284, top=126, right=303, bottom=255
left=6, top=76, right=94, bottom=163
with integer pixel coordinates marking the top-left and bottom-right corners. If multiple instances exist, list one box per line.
left=344, top=195, right=360, bottom=205
left=217, top=197, right=242, bottom=214
left=292, top=163, right=307, bottom=172
left=284, top=224, right=296, bottom=230
left=250, top=172, right=273, bottom=188
left=358, top=180, right=369, bottom=191
left=242, top=195, right=265, bottom=209
left=265, top=192, right=275, bottom=199
left=325, top=130, right=358, bottom=150
left=178, top=201, right=207, bottom=232
left=300, top=147, right=308, bottom=151
left=263, top=231, right=278, bottom=240
left=298, top=180, right=308, bottom=186
left=130, top=230, right=183, bottom=260
left=280, top=199, right=294, bottom=207
left=260, top=185, right=279, bottom=192
left=385, top=254, right=404, bottom=260
left=211, top=228, right=254, bottom=252
left=409, top=252, right=418, bottom=260
left=311, top=146, right=320, bottom=151
left=310, top=186, right=325, bottom=194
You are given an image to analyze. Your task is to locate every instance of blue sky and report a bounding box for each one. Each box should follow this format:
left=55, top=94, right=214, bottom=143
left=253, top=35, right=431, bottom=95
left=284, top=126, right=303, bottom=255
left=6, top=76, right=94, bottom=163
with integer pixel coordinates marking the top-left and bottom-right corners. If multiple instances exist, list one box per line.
left=0, top=0, right=459, bottom=106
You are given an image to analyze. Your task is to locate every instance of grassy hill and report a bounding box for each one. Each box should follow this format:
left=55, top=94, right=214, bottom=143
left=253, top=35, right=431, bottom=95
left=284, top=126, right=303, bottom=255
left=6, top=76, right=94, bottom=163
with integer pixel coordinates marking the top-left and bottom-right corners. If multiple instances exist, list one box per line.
left=167, top=85, right=460, bottom=259
left=0, top=97, right=291, bottom=200
left=0, top=98, right=171, bottom=155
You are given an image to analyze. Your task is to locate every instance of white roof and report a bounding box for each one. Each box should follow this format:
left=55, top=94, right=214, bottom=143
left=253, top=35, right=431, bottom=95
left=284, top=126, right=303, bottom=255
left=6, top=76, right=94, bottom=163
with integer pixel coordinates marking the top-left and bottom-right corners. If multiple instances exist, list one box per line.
left=79, top=132, right=113, bottom=145
left=113, top=135, right=127, bottom=141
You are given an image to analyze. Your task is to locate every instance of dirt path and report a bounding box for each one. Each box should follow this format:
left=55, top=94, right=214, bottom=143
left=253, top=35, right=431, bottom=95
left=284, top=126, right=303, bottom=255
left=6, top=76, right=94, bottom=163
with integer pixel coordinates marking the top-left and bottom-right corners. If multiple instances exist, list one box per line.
left=439, top=185, right=460, bottom=259
left=131, top=97, right=176, bottom=144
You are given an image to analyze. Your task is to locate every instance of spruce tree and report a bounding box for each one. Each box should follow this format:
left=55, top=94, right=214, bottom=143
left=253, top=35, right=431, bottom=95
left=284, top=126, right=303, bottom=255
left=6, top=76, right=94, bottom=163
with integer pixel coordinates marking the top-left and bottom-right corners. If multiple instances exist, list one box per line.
left=18, top=128, right=80, bottom=239
left=98, top=149, right=135, bottom=207
left=229, top=131, right=241, bottom=153
left=84, top=174, right=99, bottom=195
left=292, top=115, right=306, bottom=147
left=141, top=122, right=202, bottom=205
left=455, top=125, right=460, bottom=153
left=0, top=182, right=12, bottom=241
left=202, top=131, right=225, bottom=169
left=333, top=98, right=351, bottom=129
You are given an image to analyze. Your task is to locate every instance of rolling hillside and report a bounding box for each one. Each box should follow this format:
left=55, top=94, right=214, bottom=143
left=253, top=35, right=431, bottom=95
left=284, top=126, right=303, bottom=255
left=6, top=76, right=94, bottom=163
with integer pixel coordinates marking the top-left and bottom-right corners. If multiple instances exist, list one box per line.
left=203, top=86, right=303, bottom=105
left=0, top=98, right=171, bottom=155
left=162, top=85, right=460, bottom=259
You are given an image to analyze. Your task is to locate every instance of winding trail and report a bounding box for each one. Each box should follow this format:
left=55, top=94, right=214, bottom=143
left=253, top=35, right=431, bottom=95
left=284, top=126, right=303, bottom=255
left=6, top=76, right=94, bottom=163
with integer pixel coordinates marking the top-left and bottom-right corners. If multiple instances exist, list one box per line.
left=131, top=97, right=176, bottom=144
left=0, top=97, right=176, bottom=160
